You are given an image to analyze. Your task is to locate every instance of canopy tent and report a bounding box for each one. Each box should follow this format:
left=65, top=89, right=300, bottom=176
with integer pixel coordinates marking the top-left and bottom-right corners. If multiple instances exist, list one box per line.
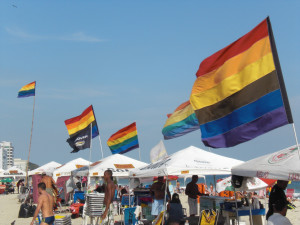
left=29, top=161, right=62, bottom=176
left=216, top=176, right=268, bottom=192
left=231, top=145, right=300, bottom=181
left=89, top=154, right=148, bottom=177
left=130, top=146, right=243, bottom=178
left=1, top=166, right=26, bottom=178
left=53, top=158, right=91, bottom=181
left=71, top=160, right=102, bottom=177
left=0, top=168, right=4, bottom=176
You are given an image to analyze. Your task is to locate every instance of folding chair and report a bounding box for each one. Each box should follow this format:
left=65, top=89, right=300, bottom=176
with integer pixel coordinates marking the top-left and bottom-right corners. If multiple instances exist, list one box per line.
left=124, top=207, right=138, bottom=225
left=119, top=195, right=135, bottom=214
left=199, top=209, right=217, bottom=225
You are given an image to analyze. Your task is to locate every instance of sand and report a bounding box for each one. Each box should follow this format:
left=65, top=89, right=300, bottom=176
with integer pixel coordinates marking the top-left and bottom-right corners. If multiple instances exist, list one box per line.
left=1, top=193, right=299, bottom=225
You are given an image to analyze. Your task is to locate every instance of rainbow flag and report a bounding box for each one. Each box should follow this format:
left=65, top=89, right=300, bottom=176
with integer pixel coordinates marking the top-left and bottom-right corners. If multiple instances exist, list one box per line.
left=17, top=81, right=36, bottom=98
left=190, top=17, right=293, bottom=148
left=65, top=105, right=99, bottom=139
left=107, top=122, right=139, bottom=154
left=162, top=101, right=199, bottom=140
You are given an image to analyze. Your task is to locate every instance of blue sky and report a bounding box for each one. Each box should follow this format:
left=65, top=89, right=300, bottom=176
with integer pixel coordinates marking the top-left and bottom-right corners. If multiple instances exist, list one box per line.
left=0, top=1, right=300, bottom=166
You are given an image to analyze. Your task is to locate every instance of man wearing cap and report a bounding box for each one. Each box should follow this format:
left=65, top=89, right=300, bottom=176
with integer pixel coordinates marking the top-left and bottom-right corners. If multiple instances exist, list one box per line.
left=40, top=172, right=57, bottom=203
left=266, top=180, right=289, bottom=220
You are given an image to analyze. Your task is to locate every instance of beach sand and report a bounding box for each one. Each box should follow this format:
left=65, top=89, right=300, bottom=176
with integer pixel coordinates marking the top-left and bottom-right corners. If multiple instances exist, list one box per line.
left=1, top=193, right=299, bottom=225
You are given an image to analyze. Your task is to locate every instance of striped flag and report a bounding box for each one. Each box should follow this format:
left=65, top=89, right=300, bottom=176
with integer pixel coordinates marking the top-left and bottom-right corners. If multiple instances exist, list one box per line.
left=18, top=81, right=36, bottom=98
left=64, top=105, right=99, bottom=139
left=190, top=17, right=293, bottom=148
left=162, top=101, right=199, bottom=140
left=107, top=122, right=139, bottom=154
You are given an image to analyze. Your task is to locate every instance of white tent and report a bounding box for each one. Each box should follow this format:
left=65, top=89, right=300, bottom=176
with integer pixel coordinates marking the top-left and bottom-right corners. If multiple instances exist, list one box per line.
left=2, top=166, right=26, bottom=178
left=89, top=154, right=148, bottom=177
left=216, top=176, right=268, bottom=192
left=130, top=146, right=243, bottom=177
left=232, top=145, right=300, bottom=181
left=53, top=158, right=91, bottom=181
left=29, top=161, right=62, bottom=176
left=0, top=168, right=4, bottom=176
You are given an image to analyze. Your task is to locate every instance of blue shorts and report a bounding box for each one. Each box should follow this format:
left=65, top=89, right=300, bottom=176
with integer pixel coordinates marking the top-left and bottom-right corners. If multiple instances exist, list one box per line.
left=151, top=199, right=165, bottom=216
left=42, top=216, right=55, bottom=225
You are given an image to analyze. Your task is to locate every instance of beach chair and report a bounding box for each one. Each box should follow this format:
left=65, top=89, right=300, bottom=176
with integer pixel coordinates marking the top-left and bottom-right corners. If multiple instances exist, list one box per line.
left=199, top=209, right=217, bottom=225
left=124, top=207, right=138, bottom=225
left=119, top=195, right=135, bottom=214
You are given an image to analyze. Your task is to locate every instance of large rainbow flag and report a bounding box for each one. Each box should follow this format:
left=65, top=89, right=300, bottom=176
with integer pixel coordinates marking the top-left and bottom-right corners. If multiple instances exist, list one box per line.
left=17, top=81, right=36, bottom=98
left=64, top=105, right=99, bottom=139
left=190, top=17, right=293, bottom=148
left=162, top=101, right=199, bottom=140
left=107, top=122, right=139, bottom=154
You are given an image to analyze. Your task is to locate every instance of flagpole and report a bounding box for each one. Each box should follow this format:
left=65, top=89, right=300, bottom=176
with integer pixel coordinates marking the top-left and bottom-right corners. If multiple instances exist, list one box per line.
left=135, top=122, right=141, bottom=161
left=98, top=135, right=104, bottom=159
left=88, top=124, right=93, bottom=177
left=292, top=123, right=300, bottom=159
left=25, top=94, right=36, bottom=186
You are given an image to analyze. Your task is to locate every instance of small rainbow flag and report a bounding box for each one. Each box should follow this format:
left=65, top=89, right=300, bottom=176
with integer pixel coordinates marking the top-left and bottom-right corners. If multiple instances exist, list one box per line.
left=17, top=81, right=36, bottom=98
left=162, top=101, right=199, bottom=140
left=64, top=105, right=99, bottom=139
left=107, top=122, right=139, bottom=154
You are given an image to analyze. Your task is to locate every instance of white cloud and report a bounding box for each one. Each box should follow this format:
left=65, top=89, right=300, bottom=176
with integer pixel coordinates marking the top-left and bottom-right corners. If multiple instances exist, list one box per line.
left=5, top=27, right=104, bottom=43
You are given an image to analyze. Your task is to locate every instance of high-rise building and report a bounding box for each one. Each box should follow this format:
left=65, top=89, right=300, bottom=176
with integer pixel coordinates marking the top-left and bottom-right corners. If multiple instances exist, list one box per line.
left=0, top=145, right=7, bottom=170
left=0, top=141, right=14, bottom=169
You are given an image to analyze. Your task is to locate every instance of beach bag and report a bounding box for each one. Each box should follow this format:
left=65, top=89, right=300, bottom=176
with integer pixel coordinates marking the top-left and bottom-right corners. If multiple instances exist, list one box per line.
left=18, top=203, right=30, bottom=218
left=28, top=205, right=36, bottom=217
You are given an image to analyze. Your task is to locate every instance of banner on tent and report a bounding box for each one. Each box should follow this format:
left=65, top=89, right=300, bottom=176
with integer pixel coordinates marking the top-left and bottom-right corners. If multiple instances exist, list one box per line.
left=114, top=164, right=134, bottom=169
left=288, top=173, right=300, bottom=181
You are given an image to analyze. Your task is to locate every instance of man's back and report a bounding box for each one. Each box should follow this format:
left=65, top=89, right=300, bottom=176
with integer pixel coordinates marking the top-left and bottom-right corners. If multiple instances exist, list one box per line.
left=40, top=176, right=54, bottom=189
left=39, top=192, right=54, bottom=218
left=151, top=182, right=165, bottom=200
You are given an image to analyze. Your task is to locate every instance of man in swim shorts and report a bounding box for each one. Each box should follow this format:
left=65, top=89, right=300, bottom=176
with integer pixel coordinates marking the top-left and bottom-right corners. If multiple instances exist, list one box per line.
left=101, top=169, right=116, bottom=224
left=31, top=182, right=55, bottom=225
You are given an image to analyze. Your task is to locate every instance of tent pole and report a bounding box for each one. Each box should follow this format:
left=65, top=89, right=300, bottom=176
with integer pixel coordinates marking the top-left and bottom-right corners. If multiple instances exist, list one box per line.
left=162, top=175, right=168, bottom=225
left=249, top=199, right=253, bottom=225
left=292, top=123, right=300, bottom=159
left=234, top=191, right=240, bottom=225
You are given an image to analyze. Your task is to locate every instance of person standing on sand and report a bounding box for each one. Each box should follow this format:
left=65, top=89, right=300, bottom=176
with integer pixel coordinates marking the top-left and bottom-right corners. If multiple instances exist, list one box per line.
left=185, top=175, right=205, bottom=217
left=40, top=172, right=57, bottom=202
left=150, top=176, right=171, bottom=217
left=267, top=180, right=289, bottom=220
left=30, top=182, right=55, bottom=225
left=101, top=169, right=116, bottom=222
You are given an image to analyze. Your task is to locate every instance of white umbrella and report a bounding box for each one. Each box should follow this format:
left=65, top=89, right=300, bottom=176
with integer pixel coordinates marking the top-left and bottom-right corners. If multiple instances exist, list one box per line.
left=232, top=145, right=300, bottom=181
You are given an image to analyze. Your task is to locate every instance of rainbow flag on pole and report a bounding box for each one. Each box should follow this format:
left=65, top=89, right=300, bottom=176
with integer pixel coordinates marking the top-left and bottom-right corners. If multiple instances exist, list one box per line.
left=107, top=122, right=139, bottom=154
left=17, top=81, right=36, bottom=98
left=162, top=101, right=199, bottom=140
left=64, top=105, right=99, bottom=139
left=190, top=17, right=293, bottom=148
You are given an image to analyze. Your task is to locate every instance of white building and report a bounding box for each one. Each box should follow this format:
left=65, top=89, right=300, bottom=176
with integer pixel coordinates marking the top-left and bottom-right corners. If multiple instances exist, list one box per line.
left=0, top=141, right=14, bottom=168
left=0, top=146, right=7, bottom=170
left=14, top=158, right=27, bottom=171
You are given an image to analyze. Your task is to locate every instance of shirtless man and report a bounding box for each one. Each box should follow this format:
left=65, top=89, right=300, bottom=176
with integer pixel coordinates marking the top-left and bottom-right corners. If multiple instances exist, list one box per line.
left=101, top=170, right=116, bottom=222
left=40, top=172, right=57, bottom=202
left=31, top=182, right=54, bottom=225
left=150, top=176, right=171, bottom=216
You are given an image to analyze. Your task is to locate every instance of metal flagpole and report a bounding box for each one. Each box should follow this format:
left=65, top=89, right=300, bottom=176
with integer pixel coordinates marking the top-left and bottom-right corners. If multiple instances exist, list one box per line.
left=25, top=94, right=36, bottom=186
left=98, top=135, right=104, bottom=159
left=292, top=123, right=300, bottom=159
left=88, top=124, right=93, bottom=177
left=135, top=122, right=141, bottom=161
